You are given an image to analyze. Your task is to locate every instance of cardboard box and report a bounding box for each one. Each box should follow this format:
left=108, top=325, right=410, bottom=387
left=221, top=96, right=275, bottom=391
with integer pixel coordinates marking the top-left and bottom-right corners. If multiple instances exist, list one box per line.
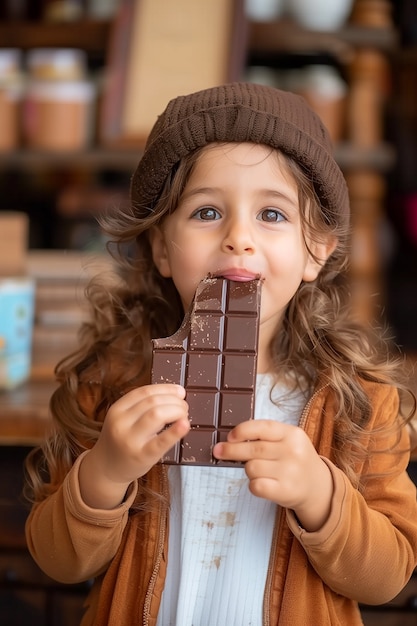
left=0, top=212, right=29, bottom=276
left=26, top=250, right=114, bottom=379
left=0, top=277, right=35, bottom=389
left=101, top=0, right=247, bottom=145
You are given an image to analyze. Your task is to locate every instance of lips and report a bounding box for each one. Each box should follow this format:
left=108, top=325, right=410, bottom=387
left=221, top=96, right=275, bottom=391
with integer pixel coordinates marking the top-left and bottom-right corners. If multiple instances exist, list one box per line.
left=214, top=269, right=260, bottom=282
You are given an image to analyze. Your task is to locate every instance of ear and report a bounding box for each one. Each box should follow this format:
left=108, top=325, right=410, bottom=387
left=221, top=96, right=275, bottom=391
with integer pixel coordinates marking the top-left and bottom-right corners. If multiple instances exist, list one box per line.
left=149, top=226, right=172, bottom=278
left=302, top=236, right=338, bottom=283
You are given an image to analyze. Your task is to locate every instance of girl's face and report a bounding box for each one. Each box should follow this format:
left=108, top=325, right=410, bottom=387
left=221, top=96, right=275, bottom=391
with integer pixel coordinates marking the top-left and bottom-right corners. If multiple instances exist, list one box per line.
left=150, top=143, right=335, bottom=370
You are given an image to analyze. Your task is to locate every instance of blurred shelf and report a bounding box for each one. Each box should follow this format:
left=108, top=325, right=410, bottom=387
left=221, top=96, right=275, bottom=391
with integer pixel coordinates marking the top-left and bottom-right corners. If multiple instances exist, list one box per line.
left=0, top=148, right=143, bottom=170
left=0, top=20, right=111, bottom=54
left=0, top=143, right=396, bottom=172
left=0, top=379, right=57, bottom=446
left=248, top=19, right=398, bottom=64
left=335, top=142, right=396, bottom=171
left=0, top=19, right=397, bottom=62
left=394, top=44, right=417, bottom=64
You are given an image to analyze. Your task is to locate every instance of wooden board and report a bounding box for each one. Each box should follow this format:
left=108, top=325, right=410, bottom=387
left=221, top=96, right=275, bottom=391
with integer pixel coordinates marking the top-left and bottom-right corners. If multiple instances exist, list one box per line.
left=100, top=0, right=247, bottom=146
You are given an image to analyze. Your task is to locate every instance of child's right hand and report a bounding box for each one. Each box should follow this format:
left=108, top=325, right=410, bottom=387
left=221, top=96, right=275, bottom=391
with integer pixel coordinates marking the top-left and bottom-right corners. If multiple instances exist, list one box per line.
left=78, top=384, right=189, bottom=509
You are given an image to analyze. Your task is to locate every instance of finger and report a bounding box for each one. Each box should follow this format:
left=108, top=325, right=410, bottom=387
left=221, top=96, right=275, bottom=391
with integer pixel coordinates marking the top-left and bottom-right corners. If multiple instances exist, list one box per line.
left=228, top=419, right=288, bottom=443
left=245, top=459, right=281, bottom=480
left=145, top=418, right=191, bottom=460
left=116, top=383, right=186, bottom=411
left=214, top=439, right=281, bottom=462
left=247, top=471, right=302, bottom=508
left=245, top=461, right=302, bottom=507
left=115, top=388, right=188, bottom=424
left=247, top=476, right=281, bottom=502
left=131, top=397, right=190, bottom=437
left=105, top=395, right=189, bottom=450
left=243, top=459, right=284, bottom=502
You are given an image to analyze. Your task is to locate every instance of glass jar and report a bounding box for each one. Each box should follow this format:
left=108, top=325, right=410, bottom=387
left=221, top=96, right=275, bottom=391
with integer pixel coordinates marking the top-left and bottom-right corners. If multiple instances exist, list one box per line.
left=23, top=48, right=95, bottom=151
left=23, top=79, right=95, bottom=151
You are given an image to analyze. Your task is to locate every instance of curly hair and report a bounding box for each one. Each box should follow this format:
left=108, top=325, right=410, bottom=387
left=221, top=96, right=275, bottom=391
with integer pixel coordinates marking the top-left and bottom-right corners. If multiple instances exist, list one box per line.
left=25, top=145, right=414, bottom=503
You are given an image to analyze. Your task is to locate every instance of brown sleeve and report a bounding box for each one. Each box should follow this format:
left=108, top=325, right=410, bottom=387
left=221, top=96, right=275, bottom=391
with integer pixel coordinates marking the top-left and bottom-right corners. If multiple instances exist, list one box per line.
left=25, top=451, right=138, bottom=584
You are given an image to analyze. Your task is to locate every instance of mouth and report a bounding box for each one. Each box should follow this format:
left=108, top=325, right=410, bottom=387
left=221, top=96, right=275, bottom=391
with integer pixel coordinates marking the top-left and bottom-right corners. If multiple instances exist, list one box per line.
left=211, top=269, right=261, bottom=282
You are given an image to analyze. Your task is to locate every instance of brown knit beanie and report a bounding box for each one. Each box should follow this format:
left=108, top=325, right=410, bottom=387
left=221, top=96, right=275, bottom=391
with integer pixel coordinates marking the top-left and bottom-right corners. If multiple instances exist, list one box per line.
left=131, top=82, right=349, bottom=226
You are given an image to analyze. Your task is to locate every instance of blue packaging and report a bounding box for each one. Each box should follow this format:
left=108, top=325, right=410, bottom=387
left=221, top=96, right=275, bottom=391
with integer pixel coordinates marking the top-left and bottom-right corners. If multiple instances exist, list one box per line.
left=0, top=278, right=35, bottom=389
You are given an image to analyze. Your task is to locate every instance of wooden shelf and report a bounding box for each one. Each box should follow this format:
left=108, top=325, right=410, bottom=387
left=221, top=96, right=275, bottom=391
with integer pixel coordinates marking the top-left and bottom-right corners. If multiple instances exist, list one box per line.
left=0, top=18, right=397, bottom=61
left=248, top=19, right=398, bottom=64
left=0, top=379, right=57, bottom=446
left=0, top=147, right=144, bottom=170
left=335, top=142, right=396, bottom=172
left=0, top=143, right=396, bottom=173
left=0, top=20, right=111, bottom=54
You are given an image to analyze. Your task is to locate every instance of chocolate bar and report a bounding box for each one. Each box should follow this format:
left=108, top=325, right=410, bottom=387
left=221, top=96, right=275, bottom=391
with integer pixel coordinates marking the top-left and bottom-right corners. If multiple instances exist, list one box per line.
left=151, top=276, right=261, bottom=465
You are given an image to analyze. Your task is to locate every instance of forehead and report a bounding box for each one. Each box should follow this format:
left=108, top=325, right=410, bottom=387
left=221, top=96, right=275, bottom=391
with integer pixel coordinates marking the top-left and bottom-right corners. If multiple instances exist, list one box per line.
left=192, top=142, right=296, bottom=180
left=197, top=142, right=275, bottom=163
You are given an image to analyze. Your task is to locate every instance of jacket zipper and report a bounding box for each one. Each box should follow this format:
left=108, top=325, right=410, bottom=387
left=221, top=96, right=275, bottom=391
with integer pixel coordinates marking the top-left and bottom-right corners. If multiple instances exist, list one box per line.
left=262, top=383, right=328, bottom=625
left=263, top=506, right=285, bottom=626
left=299, top=383, right=328, bottom=431
left=142, top=466, right=169, bottom=626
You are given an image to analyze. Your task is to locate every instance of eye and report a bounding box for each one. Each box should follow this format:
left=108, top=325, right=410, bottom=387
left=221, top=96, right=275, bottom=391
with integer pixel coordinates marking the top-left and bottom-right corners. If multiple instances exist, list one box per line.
left=191, top=206, right=221, bottom=221
left=258, top=208, right=286, bottom=223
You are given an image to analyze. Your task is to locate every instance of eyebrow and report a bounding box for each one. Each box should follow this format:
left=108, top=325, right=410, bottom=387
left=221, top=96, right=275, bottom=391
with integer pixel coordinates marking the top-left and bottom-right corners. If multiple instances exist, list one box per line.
left=259, top=189, right=299, bottom=205
left=180, top=186, right=220, bottom=200
left=182, top=186, right=299, bottom=206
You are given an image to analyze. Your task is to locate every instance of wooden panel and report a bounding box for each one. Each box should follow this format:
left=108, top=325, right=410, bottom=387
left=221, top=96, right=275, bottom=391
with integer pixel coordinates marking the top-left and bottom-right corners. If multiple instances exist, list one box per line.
left=0, top=555, right=88, bottom=626
left=0, top=21, right=110, bottom=54
left=0, top=446, right=89, bottom=626
left=361, top=612, right=417, bottom=626
left=0, top=381, right=56, bottom=445
left=101, top=0, right=247, bottom=145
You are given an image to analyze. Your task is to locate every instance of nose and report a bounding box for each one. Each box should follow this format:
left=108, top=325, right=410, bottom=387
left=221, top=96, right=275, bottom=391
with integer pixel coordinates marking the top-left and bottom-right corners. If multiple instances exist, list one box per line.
left=222, top=218, right=255, bottom=255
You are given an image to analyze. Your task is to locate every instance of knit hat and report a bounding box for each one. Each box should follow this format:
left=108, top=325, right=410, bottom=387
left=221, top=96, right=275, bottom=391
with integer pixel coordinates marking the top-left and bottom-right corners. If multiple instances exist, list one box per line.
left=131, top=82, right=349, bottom=225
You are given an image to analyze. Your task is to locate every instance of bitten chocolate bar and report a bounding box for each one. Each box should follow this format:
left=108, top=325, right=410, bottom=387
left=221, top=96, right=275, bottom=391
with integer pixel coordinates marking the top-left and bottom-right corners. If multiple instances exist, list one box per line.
left=151, top=276, right=262, bottom=465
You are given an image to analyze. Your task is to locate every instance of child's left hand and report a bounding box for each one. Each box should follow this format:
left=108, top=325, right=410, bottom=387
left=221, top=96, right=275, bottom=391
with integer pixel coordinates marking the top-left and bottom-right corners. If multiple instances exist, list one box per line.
left=212, top=420, right=334, bottom=532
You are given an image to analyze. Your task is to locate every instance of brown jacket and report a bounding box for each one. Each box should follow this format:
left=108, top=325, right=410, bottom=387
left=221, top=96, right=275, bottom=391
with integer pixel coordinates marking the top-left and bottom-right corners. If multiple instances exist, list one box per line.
left=26, top=380, right=417, bottom=625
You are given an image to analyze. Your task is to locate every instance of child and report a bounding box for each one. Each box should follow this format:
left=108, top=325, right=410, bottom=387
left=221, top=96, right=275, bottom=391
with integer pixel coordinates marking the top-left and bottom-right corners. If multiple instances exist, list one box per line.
left=25, top=82, right=417, bottom=626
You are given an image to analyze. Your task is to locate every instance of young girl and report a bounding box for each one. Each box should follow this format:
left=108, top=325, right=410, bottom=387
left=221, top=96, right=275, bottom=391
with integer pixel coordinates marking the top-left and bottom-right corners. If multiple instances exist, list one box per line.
left=25, top=82, right=417, bottom=626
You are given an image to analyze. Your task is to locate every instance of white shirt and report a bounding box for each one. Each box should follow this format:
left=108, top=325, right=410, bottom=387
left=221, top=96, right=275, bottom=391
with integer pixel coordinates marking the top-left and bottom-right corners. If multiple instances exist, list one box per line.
left=156, top=374, right=305, bottom=626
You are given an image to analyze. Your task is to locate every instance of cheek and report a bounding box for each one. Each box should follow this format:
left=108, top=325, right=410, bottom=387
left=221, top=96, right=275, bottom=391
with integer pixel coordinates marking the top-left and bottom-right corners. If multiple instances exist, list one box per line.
left=173, top=277, right=202, bottom=312
left=166, top=227, right=199, bottom=257
left=167, top=231, right=214, bottom=273
left=166, top=243, right=209, bottom=306
left=167, top=243, right=200, bottom=274
left=269, top=237, right=309, bottom=275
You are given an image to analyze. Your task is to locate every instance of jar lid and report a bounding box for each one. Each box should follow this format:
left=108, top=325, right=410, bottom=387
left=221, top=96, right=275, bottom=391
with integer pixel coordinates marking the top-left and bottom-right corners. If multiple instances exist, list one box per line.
left=27, top=48, right=87, bottom=80
left=26, top=79, right=95, bottom=101
left=0, top=49, right=22, bottom=79
left=303, top=65, right=347, bottom=99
